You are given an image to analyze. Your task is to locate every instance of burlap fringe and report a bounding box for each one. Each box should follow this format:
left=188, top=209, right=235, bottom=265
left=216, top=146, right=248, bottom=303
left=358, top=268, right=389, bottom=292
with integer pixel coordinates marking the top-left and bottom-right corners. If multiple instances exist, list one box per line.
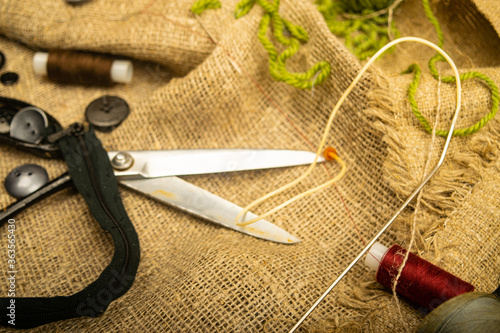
left=328, top=68, right=500, bottom=331
left=366, top=72, right=495, bottom=235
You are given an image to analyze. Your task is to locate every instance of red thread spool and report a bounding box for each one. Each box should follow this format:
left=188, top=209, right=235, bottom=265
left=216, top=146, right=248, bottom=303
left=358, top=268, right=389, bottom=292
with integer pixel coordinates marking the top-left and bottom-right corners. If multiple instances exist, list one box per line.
left=365, top=243, right=474, bottom=311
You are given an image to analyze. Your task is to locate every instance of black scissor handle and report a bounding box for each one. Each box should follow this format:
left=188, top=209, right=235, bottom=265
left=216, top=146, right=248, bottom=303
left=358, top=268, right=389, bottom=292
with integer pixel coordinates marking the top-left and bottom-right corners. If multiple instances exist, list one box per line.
left=0, top=96, right=62, bottom=158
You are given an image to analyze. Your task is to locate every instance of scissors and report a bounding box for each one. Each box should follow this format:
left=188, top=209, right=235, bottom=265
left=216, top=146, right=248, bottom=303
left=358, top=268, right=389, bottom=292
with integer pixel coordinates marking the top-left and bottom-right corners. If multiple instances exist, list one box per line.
left=0, top=96, right=322, bottom=243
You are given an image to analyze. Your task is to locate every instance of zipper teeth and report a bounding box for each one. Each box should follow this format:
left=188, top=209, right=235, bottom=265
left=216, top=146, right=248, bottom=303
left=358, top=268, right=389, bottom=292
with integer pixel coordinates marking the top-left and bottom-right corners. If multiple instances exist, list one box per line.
left=11, top=126, right=130, bottom=320
left=15, top=130, right=132, bottom=323
left=77, top=134, right=130, bottom=286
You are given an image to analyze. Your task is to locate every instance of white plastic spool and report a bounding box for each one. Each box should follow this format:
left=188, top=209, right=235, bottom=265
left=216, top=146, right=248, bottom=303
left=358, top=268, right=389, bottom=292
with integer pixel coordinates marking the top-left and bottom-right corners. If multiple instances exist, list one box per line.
left=364, top=242, right=390, bottom=271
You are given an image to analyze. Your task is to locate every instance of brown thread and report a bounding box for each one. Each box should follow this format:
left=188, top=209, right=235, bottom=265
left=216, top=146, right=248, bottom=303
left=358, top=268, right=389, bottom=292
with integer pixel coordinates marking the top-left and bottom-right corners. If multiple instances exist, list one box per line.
left=47, top=50, right=114, bottom=85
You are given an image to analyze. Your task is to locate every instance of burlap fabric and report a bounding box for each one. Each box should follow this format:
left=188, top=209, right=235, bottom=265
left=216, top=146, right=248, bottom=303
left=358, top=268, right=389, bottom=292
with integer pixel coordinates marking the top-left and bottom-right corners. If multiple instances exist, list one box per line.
left=0, top=0, right=498, bottom=331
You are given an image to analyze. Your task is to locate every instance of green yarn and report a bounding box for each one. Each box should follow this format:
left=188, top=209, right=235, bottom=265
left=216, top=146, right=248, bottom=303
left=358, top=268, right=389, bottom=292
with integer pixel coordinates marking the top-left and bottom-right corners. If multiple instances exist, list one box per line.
left=236, top=0, right=331, bottom=89
left=316, top=0, right=400, bottom=60
left=234, top=0, right=256, bottom=18
left=191, top=0, right=331, bottom=89
left=191, top=0, right=221, bottom=15
left=339, top=0, right=395, bottom=13
left=404, top=0, right=499, bottom=137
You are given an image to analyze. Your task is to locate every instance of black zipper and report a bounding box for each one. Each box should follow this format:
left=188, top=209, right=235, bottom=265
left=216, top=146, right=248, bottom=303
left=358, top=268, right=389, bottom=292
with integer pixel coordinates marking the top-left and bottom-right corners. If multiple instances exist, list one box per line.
left=15, top=124, right=133, bottom=323
left=74, top=126, right=131, bottom=289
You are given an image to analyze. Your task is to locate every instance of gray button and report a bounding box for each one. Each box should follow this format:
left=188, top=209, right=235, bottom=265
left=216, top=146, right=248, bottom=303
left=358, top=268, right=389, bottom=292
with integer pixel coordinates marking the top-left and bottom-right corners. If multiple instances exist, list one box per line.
left=10, top=107, right=49, bottom=144
left=4, top=164, right=49, bottom=199
left=85, top=95, right=130, bottom=132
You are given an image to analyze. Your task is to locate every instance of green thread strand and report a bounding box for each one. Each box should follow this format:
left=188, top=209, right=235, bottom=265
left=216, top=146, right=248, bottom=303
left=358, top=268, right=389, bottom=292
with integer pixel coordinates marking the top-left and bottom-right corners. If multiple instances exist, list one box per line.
left=192, top=0, right=331, bottom=89
left=422, top=0, right=443, bottom=48
left=282, top=19, right=309, bottom=43
left=316, top=0, right=400, bottom=60
left=340, top=0, right=395, bottom=12
left=191, top=0, right=221, bottom=15
left=256, top=0, right=277, bottom=13
left=236, top=0, right=330, bottom=89
left=235, top=0, right=256, bottom=18
left=256, top=10, right=331, bottom=89
left=404, top=0, right=499, bottom=137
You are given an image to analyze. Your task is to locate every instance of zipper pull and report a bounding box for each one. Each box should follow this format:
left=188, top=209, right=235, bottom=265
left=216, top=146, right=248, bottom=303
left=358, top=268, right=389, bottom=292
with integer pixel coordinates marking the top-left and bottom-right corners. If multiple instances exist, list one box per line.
left=47, top=122, right=84, bottom=143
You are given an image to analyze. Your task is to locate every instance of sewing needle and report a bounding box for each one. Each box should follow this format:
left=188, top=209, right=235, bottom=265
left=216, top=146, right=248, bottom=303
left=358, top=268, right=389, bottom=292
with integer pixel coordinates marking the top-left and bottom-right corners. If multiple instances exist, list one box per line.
left=288, top=37, right=463, bottom=332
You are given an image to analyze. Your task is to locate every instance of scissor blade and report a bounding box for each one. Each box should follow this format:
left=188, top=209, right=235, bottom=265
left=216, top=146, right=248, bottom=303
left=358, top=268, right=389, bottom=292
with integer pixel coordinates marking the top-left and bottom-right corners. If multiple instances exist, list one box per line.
left=108, top=149, right=322, bottom=179
left=119, top=177, right=300, bottom=244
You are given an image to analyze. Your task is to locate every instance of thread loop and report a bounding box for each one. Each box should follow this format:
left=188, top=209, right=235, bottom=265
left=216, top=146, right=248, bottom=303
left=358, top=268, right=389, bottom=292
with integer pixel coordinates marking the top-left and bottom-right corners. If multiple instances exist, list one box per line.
left=405, top=0, right=499, bottom=137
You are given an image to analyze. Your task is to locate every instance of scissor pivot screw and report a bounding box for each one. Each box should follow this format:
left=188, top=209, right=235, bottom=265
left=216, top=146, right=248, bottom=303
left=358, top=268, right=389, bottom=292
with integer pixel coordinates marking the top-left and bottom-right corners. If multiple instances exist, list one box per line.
left=111, top=152, right=134, bottom=170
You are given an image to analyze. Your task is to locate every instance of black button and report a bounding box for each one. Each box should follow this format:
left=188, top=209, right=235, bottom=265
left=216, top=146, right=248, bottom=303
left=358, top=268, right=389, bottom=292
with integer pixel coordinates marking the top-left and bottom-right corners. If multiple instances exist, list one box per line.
left=0, top=51, right=5, bottom=71
left=0, top=117, right=9, bottom=134
left=4, top=164, right=49, bottom=199
left=66, top=0, right=90, bottom=4
left=1, top=72, right=19, bottom=86
left=85, top=95, right=130, bottom=132
left=9, top=107, right=48, bottom=144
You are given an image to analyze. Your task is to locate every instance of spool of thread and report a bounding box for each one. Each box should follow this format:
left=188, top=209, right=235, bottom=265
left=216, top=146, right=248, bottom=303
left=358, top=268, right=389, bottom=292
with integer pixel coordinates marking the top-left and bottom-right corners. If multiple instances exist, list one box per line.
left=416, top=291, right=500, bottom=332
left=365, top=243, right=475, bottom=311
left=33, top=50, right=133, bottom=85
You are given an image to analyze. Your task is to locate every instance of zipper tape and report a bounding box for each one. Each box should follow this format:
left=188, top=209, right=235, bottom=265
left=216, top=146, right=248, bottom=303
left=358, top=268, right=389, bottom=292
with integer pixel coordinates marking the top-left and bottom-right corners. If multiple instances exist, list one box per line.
left=0, top=126, right=140, bottom=328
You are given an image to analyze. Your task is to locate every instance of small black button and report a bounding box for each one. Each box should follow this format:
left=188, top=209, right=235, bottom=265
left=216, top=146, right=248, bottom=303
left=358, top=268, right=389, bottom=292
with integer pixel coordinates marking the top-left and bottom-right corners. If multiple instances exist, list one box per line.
left=85, top=95, right=130, bottom=132
left=0, top=117, right=9, bottom=134
left=0, top=51, right=5, bottom=71
left=66, top=0, right=90, bottom=4
left=1, top=72, right=19, bottom=86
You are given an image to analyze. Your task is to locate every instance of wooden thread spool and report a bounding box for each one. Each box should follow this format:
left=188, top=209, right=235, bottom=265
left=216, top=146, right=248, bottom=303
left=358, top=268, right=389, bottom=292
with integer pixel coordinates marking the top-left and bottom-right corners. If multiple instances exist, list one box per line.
left=33, top=51, right=133, bottom=85
left=365, top=243, right=475, bottom=311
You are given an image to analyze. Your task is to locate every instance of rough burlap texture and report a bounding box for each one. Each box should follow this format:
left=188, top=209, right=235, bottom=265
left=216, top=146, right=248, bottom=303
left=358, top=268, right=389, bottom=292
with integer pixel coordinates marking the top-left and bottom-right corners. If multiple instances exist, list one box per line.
left=0, top=0, right=499, bottom=331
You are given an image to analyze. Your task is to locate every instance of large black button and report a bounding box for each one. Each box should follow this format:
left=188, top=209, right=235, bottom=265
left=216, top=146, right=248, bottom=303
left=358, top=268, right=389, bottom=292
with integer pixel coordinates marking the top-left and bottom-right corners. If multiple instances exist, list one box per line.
left=10, top=107, right=48, bottom=144
left=4, top=164, right=49, bottom=199
left=85, top=95, right=130, bottom=132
